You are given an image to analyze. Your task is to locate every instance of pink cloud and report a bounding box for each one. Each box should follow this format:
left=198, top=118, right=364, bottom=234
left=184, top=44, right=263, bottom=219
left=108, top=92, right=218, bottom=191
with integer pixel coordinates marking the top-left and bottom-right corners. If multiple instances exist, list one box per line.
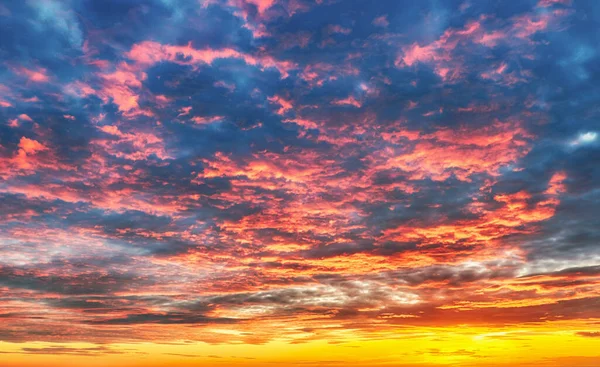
left=268, top=95, right=293, bottom=115
left=98, top=125, right=121, bottom=136
left=476, top=30, right=505, bottom=47
left=178, top=106, right=192, bottom=117
left=214, top=80, right=236, bottom=92
left=512, top=13, right=551, bottom=38
left=283, top=118, right=319, bottom=130
left=13, top=66, right=50, bottom=83
left=396, top=8, right=572, bottom=82
left=154, top=94, right=172, bottom=106
left=300, top=62, right=359, bottom=87
left=63, top=81, right=96, bottom=98
left=94, top=125, right=171, bottom=161
left=249, top=0, right=276, bottom=14
left=98, top=62, right=146, bottom=113
left=18, top=137, right=47, bottom=155
left=21, top=96, right=40, bottom=103
left=399, top=43, right=439, bottom=67
left=126, top=41, right=296, bottom=78
left=372, top=15, right=389, bottom=28
left=18, top=114, right=33, bottom=121
left=480, top=62, right=529, bottom=86
left=84, top=40, right=293, bottom=125
left=326, top=24, right=351, bottom=35
left=13, top=137, right=48, bottom=170
left=537, top=0, right=571, bottom=7
left=332, top=95, right=362, bottom=108
left=191, top=116, right=224, bottom=125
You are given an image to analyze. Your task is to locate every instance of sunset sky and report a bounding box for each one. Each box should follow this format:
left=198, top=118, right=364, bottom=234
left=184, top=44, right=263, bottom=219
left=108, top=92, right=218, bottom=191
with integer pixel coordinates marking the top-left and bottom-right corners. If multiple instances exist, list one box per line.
left=1, top=0, right=600, bottom=366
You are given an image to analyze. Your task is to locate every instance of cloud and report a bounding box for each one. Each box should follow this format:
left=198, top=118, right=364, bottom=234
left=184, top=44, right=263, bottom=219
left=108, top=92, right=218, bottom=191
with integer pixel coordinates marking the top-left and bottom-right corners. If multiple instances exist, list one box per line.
left=576, top=331, right=600, bottom=338
left=570, top=131, right=597, bottom=147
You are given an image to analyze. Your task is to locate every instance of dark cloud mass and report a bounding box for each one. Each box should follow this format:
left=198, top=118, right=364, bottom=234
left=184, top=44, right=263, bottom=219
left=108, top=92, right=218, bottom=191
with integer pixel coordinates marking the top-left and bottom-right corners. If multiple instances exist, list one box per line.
left=0, top=0, right=599, bottom=350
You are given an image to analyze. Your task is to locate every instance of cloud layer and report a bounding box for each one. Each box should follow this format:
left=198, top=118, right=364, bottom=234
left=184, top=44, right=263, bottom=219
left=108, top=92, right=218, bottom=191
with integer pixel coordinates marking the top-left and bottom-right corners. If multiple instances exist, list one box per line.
left=0, top=0, right=599, bottom=359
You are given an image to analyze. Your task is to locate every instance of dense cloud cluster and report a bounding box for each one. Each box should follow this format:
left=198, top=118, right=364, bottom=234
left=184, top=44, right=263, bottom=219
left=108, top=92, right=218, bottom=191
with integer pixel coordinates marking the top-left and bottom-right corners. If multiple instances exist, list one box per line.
left=0, top=0, right=599, bottom=346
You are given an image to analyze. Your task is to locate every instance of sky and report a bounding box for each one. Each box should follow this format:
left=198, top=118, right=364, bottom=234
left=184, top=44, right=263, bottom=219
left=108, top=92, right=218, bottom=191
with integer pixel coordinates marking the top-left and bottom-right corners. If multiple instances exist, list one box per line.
left=0, top=0, right=600, bottom=366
